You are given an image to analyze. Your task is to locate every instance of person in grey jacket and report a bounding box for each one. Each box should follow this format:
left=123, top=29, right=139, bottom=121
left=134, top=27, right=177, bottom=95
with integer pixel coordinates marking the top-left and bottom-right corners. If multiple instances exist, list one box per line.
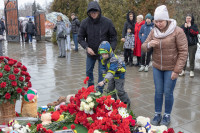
left=25, top=18, right=35, bottom=43
left=54, top=15, right=67, bottom=58
left=123, top=26, right=135, bottom=66
left=65, top=22, right=71, bottom=51
left=71, top=13, right=80, bottom=52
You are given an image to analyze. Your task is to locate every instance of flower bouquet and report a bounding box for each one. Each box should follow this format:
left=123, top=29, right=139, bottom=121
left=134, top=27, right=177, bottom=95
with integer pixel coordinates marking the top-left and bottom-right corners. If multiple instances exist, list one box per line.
left=0, top=56, right=32, bottom=123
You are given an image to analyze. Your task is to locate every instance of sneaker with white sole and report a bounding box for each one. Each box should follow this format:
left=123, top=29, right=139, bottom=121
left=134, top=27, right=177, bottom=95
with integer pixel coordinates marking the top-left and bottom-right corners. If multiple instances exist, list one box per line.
left=190, top=71, right=194, bottom=77
left=179, top=70, right=185, bottom=76
left=138, top=65, right=145, bottom=72
left=151, top=113, right=162, bottom=126
left=144, top=65, right=149, bottom=72
left=160, top=114, right=171, bottom=126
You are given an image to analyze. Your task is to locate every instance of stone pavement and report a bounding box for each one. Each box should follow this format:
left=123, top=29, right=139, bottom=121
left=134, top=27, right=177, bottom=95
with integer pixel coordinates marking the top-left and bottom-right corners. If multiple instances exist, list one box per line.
left=2, top=40, right=200, bottom=133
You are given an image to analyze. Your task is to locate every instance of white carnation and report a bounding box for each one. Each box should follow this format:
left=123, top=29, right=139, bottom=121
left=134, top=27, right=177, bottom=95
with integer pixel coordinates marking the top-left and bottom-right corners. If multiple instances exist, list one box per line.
left=86, top=96, right=93, bottom=103
left=89, top=102, right=95, bottom=108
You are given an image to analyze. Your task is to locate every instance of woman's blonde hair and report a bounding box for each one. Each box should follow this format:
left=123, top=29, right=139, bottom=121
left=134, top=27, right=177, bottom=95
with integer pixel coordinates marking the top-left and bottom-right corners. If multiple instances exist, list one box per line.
left=137, top=15, right=144, bottom=20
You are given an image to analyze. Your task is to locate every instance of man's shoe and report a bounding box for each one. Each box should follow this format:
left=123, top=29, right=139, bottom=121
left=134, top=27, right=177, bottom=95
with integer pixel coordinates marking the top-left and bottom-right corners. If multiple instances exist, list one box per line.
left=179, top=70, right=185, bottom=76
left=144, top=65, right=149, bottom=72
left=160, top=114, right=170, bottom=126
left=190, top=71, right=194, bottom=77
left=151, top=113, right=162, bottom=126
left=138, top=65, right=145, bottom=72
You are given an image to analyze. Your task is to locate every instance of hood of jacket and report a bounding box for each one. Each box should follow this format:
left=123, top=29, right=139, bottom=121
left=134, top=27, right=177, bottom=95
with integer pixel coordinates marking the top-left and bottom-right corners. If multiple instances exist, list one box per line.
left=145, top=22, right=154, bottom=26
left=98, top=41, right=113, bottom=57
left=126, top=11, right=135, bottom=26
left=87, top=1, right=102, bottom=23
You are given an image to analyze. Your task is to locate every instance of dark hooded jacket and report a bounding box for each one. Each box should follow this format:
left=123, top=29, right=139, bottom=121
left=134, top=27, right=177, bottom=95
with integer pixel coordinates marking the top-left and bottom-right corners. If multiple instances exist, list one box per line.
left=122, top=11, right=135, bottom=38
left=0, top=20, right=5, bottom=35
left=71, top=17, right=80, bottom=34
left=78, top=1, right=117, bottom=59
left=181, top=16, right=199, bottom=46
left=25, top=19, right=35, bottom=35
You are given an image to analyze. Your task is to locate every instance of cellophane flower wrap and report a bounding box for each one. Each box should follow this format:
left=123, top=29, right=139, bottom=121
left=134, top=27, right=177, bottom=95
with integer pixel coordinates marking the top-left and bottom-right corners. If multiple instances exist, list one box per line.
left=0, top=56, right=32, bottom=104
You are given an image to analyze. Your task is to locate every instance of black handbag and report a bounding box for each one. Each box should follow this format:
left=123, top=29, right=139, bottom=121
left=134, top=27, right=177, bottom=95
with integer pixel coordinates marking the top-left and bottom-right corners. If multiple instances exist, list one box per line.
left=58, top=31, right=66, bottom=39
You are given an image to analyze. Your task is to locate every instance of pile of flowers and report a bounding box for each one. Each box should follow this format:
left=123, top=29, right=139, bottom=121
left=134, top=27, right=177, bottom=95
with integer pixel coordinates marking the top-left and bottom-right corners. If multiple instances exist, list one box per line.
left=0, top=56, right=31, bottom=104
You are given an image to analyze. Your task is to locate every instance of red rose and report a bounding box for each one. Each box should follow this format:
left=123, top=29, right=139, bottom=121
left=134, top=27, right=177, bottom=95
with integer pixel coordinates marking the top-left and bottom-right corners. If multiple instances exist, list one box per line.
left=25, top=76, right=30, bottom=82
left=5, top=93, right=11, bottom=99
left=13, top=68, right=20, bottom=74
left=0, top=72, right=3, bottom=78
left=16, top=88, right=22, bottom=93
left=11, top=81, right=17, bottom=87
left=8, top=60, right=15, bottom=66
left=21, top=71, right=26, bottom=76
left=71, top=124, right=76, bottom=129
left=9, top=74, right=16, bottom=80
left=0, top=56, right=4, bottom=60
left=51, top=111, right=60, bottom=121
left=0, top=82, right=6, bottom=88
left=21, top=65, right=27, bottom=71
left=27, top=81, right=32, bottom=87
left=63, top=126, right=68, bottom=130
left=23, top=87, right=28, bottom=91
left=19, top=76, right=24, bottom=81
left=46, top=129, right=53, bottom=133
left=4, top=56, right=10, bottom=60
left=4, top=65, right=10, bottom=72
left=27, top=123, right=31, bottom=127
left=16, top=62, right=22, bottom=68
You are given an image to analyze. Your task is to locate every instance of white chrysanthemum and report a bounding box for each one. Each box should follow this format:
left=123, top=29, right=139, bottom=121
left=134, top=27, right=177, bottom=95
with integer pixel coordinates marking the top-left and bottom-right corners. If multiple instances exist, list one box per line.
left=89, top=102, right=95, bottom=108
left=86, top=96, right=93, bottom=103
left=118, top=107, right=129, bottom=118
left=80, top=106, right=84, bottom=111
left=104, top=104, right=112, bottom=111
left=80, top=101, right=86, bottom=107
left=97, top=117, right=103, bottom=120
left=84, top=104, right=90, bottom=112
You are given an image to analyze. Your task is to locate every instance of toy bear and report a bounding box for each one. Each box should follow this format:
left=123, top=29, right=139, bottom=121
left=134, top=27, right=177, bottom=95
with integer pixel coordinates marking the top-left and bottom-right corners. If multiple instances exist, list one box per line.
left=47, top=96, right=66, bottom=106
left=41, top=113, right=52, bottom=125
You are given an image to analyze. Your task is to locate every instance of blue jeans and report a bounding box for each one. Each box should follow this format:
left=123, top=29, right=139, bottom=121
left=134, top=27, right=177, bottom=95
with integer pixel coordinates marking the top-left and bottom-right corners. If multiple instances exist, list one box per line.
left=153, top=67, right=177, bottom=114
left=28, top=34, right=32, bottom=43
left=86, top=56, right=104, bottom=93
left=73, top=34, right=78, bottom=51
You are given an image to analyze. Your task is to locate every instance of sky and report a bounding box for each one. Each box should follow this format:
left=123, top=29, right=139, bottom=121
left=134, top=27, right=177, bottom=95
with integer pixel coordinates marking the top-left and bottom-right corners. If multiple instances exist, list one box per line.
left=0, top=0, right=54, bottom=9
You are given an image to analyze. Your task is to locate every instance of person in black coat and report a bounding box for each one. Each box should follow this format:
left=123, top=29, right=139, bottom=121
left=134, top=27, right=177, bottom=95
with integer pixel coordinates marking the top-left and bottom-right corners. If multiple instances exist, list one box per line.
left=71, top=13, right=80, bottom=51
left=121, top=11, right=136, bottom=42
left=25, top=18, right=35, bottom=43
left=0, top=19, right=5, bottom=56
left=78, top=1, right=117, bottom=93
left=180, top=14, right=199, bottom=77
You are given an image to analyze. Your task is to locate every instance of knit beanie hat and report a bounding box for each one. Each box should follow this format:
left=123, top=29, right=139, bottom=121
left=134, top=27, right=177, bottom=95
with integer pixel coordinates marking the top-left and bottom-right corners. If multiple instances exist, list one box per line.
left=154, top=5, right=169, bottom=21
left=145, top=13, right=152, bottom=20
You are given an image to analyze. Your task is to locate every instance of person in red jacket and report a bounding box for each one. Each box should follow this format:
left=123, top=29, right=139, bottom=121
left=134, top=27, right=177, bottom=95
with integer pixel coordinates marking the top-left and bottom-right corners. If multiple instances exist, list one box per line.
left=134, top=15, right=145, bottom=66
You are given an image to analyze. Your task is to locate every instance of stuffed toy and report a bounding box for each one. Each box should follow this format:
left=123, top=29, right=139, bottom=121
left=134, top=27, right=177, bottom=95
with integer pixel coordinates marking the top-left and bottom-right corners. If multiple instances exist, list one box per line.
left=149, top=125, right=167, bottom=133
left=134, top=126, right=147, bottom=133
left=21, top=89, right=38, bottom=117
left=41, top=113, right=52, bottom=125
left=47, top=96, right=66, bottom=106
left=13, top=124, right=31, bottom=133
left=1, top=127, right=12, bottom=133
left=54, top=102, right=66, bottom=110
left=136, top=116, right=151, bottom=127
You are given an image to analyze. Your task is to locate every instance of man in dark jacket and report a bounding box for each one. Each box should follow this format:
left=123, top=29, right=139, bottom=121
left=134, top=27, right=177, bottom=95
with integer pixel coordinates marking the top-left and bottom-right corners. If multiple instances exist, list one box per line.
left=26, top=18, right=35, bottom=43
left=78, top=1, right=117, bottom=93
left=71, top=13, right=80, bottom=51
left=0, top=18, right=5, bottom=56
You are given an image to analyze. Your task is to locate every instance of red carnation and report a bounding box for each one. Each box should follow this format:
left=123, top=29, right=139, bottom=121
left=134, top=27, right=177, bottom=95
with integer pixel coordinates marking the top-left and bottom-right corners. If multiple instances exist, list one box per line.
left=0, top=72, right=3, bottom=78
left=63, top=126, right=68, bottom=130
left=13, top=68, right=20, bottom=74
left=21, top=65, right=27, bottom=71
left=51, top=111, right=60, bottom=121
left=11, top=81, right=17, bottom=87
left=0, top=56, right=4, bottom=60
left=0, top=82, right=6, bottom=88
left=83, top=76, right=89, bottom=84
left=46, top=129, right=53, bottom=133
left=9, top=74, right=16, bottom=80
left=19, top=76, right=24, bottom=81
left=27, top=123, right=31, bottom=127
left=5, top=93, right=11, bottom=99
left=71, top=124, right=76, bottom=129
left=16, top=88, right=22, bottom=93
left=25, top=76, right=30, bottom=82
left=23, top=87, right=28, bottom=91
left=4, top=65, right=10, bottom=72
left=27, top=81, right=32, bottom=87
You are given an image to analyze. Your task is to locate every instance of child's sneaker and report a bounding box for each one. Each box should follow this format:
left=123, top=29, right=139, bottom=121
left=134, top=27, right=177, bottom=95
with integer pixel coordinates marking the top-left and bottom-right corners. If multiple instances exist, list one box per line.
left=151, top=113, right=162, bottom=126
left=160, top=114, right=170, bottom=126
left=179, top=70, right=185, bottom=76
left=138, top=65, right=145, bottom=72
left=144, top=65, right=149, bottom=72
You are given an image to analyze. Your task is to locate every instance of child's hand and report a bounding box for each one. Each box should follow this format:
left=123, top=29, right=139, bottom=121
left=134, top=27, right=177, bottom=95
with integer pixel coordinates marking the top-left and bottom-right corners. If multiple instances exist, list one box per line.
left=121, top=38, right=125, bottom=42
left=132, top=48, right=134, bottom=51
left=98, top=81, right=105, bottom=87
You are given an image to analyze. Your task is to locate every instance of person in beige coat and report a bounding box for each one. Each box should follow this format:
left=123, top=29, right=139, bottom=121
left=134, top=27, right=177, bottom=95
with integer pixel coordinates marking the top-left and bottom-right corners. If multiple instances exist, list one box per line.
left=141, top=5, right=188, bottom=126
